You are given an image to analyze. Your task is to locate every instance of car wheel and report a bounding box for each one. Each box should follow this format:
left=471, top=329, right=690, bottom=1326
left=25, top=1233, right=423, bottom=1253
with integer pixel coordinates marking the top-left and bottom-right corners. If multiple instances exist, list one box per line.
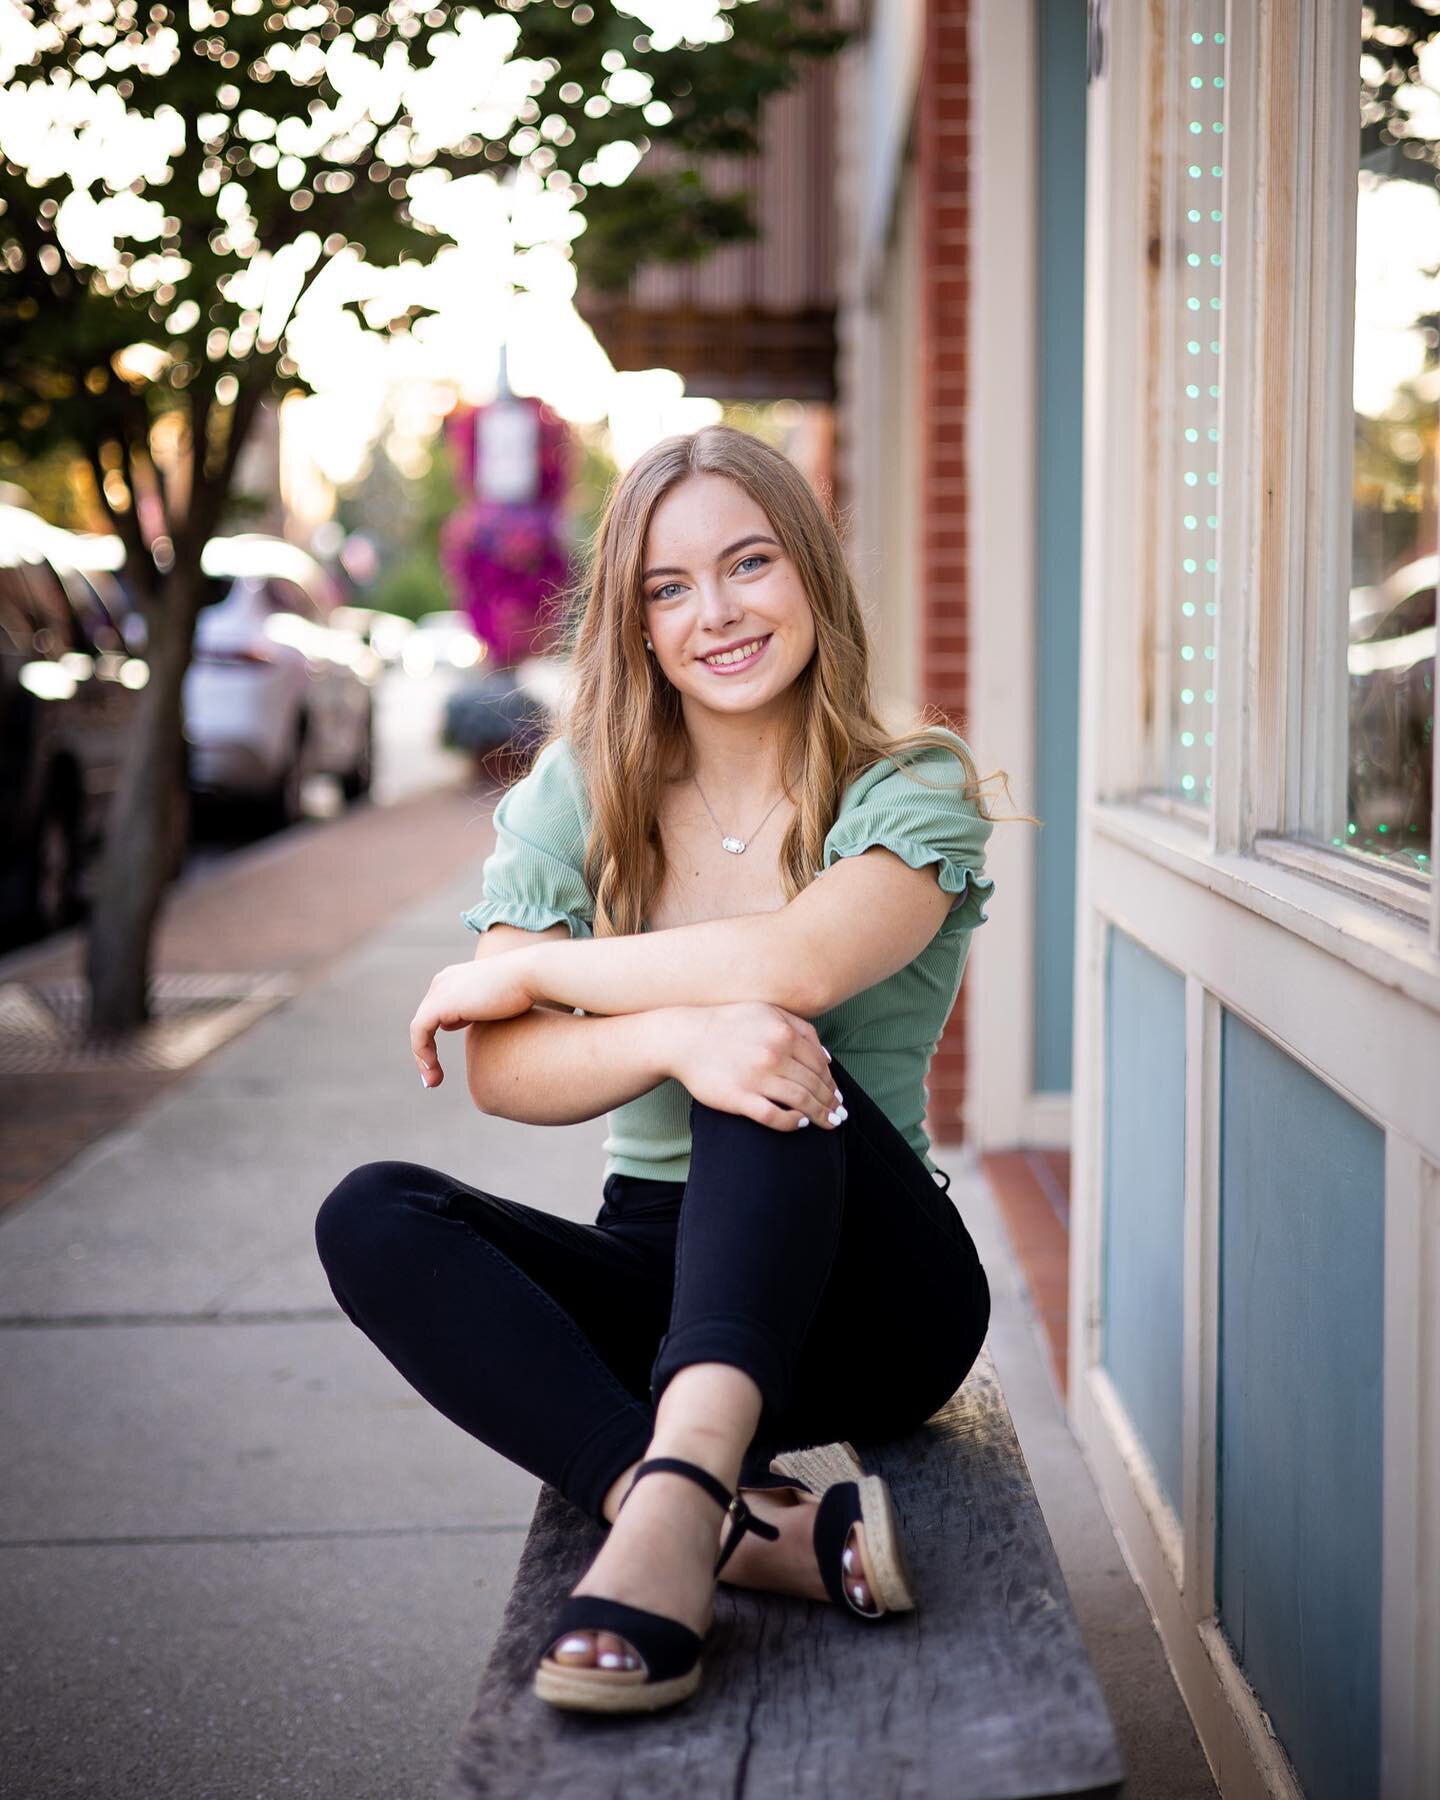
left=257, top=722, right=307, bottom=833
left=340, top=705, right=374, bottom=802
left=26, top=793, right=83, bottom=938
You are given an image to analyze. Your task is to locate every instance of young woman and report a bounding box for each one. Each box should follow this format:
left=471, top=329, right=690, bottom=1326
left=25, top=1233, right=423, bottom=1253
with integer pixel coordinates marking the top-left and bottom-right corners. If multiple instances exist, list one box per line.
left=315, top=423, right=1002, bottom=1717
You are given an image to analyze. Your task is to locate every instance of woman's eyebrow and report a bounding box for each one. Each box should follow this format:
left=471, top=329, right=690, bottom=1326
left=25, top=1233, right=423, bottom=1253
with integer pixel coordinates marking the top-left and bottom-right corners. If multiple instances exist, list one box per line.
left=642, top=534, right=780, bottom=580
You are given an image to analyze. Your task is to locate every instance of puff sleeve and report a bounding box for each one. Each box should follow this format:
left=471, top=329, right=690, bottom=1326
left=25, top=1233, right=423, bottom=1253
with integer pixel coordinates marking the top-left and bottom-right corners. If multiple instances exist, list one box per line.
left=460, top=738, right=596, bottom=940
left=818, top=732, right=996, bottom=931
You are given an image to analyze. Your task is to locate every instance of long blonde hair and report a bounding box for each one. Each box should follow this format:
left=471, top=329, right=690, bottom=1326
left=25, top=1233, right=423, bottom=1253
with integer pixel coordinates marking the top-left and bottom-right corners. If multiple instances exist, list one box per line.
left=533, top=423, right=1018, bottom=939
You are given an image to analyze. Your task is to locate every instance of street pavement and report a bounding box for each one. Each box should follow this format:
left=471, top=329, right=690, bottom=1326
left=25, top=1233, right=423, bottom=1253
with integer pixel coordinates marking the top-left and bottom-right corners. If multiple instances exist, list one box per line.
left=0, top=847, right=603, bottom=1799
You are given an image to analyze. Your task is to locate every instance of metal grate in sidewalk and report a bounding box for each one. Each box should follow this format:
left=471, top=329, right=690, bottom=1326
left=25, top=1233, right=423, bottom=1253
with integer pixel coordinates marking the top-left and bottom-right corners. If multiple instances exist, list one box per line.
left=0, top=973, right=296, bottom=1074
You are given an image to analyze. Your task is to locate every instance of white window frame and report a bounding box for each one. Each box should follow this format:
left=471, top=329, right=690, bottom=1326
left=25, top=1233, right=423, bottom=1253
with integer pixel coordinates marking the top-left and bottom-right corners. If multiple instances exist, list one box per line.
left=1099, top=0, right=1440, bottom=952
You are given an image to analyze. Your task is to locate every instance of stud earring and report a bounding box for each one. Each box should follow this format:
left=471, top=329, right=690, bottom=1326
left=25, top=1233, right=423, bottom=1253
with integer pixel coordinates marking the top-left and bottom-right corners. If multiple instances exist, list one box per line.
left=644, top=639, right=654, bottom=651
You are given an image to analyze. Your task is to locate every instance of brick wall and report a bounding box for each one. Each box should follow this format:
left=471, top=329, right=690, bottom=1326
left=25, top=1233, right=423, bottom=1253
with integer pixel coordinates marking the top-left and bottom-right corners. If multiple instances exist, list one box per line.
left=917, top=0, right=975, bottom=1145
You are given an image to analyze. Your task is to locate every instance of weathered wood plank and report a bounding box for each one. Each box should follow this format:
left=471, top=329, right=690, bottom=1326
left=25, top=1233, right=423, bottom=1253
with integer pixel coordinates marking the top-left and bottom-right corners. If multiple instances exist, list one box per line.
left=448, top=1351, right=1125, bottom=1800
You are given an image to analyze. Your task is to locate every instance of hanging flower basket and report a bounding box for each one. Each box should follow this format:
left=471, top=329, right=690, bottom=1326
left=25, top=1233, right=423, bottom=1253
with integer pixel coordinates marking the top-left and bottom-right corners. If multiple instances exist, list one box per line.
left=439, top=398, right=575, bottom=668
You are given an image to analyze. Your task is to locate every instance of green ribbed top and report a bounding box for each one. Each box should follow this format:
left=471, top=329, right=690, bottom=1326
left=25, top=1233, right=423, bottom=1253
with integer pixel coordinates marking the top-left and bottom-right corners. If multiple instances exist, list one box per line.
left=461, top=730, right=996, bottom=1183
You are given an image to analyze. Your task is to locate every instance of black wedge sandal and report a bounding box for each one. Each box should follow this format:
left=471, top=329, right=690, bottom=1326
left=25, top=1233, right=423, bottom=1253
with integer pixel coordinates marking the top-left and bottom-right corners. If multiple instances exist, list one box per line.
left=767, top=1440, right=917, bottom=1619
left=532, top=1455, right=781, bottom=1714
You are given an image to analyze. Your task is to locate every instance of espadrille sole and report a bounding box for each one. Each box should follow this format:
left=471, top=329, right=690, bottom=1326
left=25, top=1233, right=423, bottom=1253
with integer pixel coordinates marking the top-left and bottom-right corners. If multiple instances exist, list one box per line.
left=768, top=1438, right=866, bottom=1492
left=851, top=1472, right=916, bottom=1613
left=769, top=1442, right=917, bottom=1616
left=532, top=1657, right=702, bottom=1712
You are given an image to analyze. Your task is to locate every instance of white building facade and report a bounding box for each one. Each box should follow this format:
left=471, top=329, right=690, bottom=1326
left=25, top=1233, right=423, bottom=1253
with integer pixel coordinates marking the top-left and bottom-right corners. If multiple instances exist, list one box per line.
left=1068, top=4, right=1439, bottom=1796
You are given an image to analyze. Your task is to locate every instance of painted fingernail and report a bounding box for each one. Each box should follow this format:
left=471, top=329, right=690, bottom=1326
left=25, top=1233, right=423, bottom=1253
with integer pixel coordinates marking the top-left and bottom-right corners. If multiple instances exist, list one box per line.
left=797, top=1116, right=811, bottom=1127
left=420, top=1073, right=429, bottom=1089
left=597, top=1650, right=625, bottom=1669
left=828, top=1109, right=842, bottom=1126
left=557, top=1635, right=591, bottom=1655
left=822, top=1048, right=832, bottom=1060
left=834, top=1089, right=844, bottom=1104
left=837, top=1106, right=848, bottom=1121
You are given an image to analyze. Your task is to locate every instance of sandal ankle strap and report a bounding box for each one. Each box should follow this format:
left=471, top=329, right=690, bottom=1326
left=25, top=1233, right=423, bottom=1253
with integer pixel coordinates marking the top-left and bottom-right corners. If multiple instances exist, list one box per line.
left=626, top=1456, right=734, bottom=1514
left=622, top=1456, right=782, bottom=1578
left=714, top=1490, right=781, bottom=1577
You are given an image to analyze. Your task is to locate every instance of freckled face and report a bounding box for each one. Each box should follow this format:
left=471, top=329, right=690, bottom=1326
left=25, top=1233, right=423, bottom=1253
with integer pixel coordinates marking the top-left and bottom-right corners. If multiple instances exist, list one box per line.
left=640, top=473, right=816, bottom=715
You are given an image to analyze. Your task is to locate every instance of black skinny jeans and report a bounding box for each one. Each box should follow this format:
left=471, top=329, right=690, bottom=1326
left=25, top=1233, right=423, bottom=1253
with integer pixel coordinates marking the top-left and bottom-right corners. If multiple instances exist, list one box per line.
left=314, top=1052, right=990, bottom=1530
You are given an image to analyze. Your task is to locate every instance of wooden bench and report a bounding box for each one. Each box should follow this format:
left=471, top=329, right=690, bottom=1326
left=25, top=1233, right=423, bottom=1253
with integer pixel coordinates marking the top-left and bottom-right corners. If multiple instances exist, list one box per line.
left=447, top=1351, right=1125, bottom=1799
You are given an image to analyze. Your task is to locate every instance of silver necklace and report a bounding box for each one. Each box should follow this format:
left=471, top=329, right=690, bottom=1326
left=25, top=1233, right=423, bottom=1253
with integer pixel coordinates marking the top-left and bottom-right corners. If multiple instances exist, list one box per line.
left=691, top=774, right=789, bottom=855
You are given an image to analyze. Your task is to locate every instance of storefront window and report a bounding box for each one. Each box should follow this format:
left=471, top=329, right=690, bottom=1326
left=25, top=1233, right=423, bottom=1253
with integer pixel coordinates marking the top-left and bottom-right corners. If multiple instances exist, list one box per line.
left=1348, top=5, right=1437, bottom=875
left=1149, top=5, right=1226, bottom=808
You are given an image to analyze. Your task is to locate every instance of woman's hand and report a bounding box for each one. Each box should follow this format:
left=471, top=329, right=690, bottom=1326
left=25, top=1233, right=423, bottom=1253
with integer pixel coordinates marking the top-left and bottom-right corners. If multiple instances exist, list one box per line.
left=664, top=1003, right=846, bottom=1131
left=411, top=955, right=537, bottom=1088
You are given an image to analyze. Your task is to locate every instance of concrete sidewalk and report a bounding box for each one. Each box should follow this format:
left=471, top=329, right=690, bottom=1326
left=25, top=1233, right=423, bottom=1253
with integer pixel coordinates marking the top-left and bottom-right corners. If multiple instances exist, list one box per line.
left=0, top=844, right=1215, bottom=1799
left=0, top=857, right=589, bottom=1800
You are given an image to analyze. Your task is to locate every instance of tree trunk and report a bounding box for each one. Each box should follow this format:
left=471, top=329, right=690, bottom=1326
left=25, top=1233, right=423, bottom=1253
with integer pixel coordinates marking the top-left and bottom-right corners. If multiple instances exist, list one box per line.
left=84, top=573, right=202, bottom=1037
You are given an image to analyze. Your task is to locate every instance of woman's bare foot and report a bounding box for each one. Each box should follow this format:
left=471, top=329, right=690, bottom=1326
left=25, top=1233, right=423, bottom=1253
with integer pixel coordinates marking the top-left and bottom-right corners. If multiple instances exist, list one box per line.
left=544, top=1480, right=881, bottom=1675
left=717, top=1486, right=880, bottom=1613
left=545, top=1365, right=766, bottom=1676
left=544, top=1458, right=735, bottom=1677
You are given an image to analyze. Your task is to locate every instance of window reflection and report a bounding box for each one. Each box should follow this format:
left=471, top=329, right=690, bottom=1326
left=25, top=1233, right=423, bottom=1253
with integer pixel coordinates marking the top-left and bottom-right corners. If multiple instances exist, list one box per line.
left=1349, top=5, right=1437, bottom=874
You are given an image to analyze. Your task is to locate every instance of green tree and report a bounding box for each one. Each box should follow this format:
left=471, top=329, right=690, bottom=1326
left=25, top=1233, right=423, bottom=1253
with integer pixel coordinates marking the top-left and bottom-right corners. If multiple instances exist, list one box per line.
left=1360, top=3, right=1440, bottom=180
left=0, top=0, right=845, bottom=1033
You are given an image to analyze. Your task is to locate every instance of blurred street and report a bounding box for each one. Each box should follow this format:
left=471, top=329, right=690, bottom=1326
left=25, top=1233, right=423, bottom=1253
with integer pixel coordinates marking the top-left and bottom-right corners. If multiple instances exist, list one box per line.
left=106, top=661, right=473, bottom=907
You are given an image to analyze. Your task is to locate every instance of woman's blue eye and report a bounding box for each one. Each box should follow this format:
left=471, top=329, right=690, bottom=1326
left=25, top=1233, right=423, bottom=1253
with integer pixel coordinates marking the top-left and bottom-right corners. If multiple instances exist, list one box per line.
left=649, top=556, right=767, bottom=603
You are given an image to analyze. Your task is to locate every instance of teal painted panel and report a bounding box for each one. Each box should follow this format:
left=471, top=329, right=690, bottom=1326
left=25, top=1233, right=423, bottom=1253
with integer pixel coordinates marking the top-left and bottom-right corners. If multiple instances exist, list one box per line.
left=1032, top=0, right=1087, bottom=1095
left=1102, top=928, right=1186, bottom=1514
left=1217, top=1013, right=1384, bottom=1800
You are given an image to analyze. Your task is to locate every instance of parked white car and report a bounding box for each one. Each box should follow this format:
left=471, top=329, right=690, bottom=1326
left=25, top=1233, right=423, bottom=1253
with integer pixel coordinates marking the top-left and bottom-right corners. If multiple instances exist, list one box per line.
left=186, top=535, right=378, bottom=826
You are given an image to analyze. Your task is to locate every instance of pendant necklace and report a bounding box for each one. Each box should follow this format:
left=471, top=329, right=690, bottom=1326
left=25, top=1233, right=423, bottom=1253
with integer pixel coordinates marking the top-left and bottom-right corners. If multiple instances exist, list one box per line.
left=691, top=774, right=789, bottom=855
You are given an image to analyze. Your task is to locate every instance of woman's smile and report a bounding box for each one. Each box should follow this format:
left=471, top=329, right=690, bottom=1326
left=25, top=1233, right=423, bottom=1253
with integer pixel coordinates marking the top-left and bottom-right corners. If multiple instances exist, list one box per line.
left=697, top=633, right=773, bottom=675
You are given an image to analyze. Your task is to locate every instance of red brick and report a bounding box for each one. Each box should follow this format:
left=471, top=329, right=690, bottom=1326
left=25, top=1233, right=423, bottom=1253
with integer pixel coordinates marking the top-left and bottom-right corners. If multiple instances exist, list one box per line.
left=914, top=0, right=974, bottom=1135
left=982, top=1149, right=1072, bottom=1394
